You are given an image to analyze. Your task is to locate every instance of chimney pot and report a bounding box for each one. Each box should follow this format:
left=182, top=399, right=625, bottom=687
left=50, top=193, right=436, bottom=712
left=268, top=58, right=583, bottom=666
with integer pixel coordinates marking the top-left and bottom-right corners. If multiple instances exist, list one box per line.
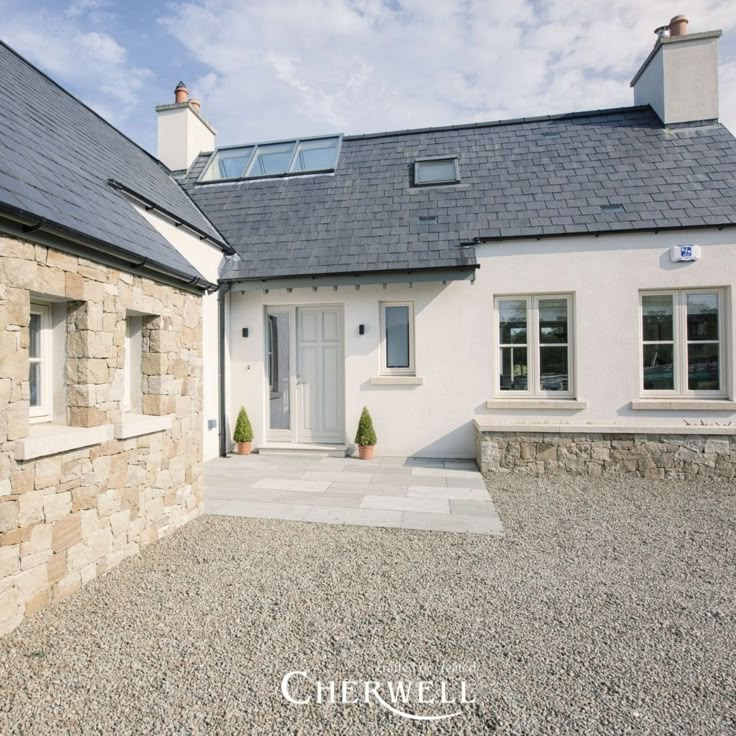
left=190, top=99, right=201, bottom=113
left=668, top=14, right=688, bottom=37
left=174, top=81, right=189, bottom=104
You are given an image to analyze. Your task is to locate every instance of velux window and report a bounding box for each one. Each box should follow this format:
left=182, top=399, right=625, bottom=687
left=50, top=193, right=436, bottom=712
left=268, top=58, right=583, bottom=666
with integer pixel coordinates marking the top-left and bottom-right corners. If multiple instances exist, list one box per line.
left=414, top=157, right=459, bottom=186
left=641, top=289, right=725, bottom=396
left=496, top=295, right=573, bottom=396
left=200, top=136, right=341, bottom=182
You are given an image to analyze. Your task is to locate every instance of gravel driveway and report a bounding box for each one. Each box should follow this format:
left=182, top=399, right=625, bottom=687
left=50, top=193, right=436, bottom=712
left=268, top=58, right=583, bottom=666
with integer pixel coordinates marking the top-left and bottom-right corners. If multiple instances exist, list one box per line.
left=1, top=474, right=734, bottom=735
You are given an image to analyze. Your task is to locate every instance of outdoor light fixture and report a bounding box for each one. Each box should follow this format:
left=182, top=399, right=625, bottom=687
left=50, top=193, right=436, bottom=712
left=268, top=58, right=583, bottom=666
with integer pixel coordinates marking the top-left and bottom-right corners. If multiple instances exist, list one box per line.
left=359, top=324, right=365, bottom=335
left=242, top=328, right=249, bottom=338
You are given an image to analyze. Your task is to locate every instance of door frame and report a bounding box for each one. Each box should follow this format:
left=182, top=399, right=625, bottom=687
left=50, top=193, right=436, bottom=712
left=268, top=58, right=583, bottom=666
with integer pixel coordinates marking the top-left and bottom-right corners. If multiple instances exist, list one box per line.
left=264, top=304, right=345, bottom=444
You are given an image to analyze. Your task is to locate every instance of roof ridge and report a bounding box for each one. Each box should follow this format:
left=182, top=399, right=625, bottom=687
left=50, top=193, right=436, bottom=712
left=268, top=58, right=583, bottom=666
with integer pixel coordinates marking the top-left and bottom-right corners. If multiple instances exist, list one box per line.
left=342, top=105, right=656, bottom=141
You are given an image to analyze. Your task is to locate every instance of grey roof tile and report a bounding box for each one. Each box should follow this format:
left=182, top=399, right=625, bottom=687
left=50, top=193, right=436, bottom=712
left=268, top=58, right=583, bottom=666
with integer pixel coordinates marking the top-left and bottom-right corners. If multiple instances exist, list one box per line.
left=0, top=41, right=226, bottom=282
left=180, top=107, right=736, bottom=281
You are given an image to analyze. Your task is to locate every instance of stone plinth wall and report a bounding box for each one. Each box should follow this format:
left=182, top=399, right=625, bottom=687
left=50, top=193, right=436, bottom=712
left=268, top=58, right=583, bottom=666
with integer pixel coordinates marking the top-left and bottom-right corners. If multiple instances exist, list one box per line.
left=0, top=237, right=204, bottom=636
left=477, top=430, right=736, bottom=479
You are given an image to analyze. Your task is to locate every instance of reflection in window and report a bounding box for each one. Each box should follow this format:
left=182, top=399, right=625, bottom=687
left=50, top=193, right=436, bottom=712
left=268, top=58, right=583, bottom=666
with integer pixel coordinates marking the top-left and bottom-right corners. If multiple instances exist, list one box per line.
left=414, top=158, right=459, bottom=185
left=200, top=136, right=341, bottom=181
left=642, top=294, right=675, bottom=391
left=267, top=312, right=290, bottom=430
left=381, top=303, right=414, bottom=374
left=641, top=290, right=724, bottom=395
left=498, top=300, right=528, bottom=391
left=497, top=295, right=573, bottom=395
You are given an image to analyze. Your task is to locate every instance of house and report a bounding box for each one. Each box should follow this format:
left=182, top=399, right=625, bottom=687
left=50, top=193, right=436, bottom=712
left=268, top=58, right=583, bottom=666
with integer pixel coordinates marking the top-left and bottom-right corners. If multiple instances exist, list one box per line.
left=0, top=41, right=227, bottom=635
left=169, top=15, right=734, bottom=476
left=1, top=14, right=735, bottom=636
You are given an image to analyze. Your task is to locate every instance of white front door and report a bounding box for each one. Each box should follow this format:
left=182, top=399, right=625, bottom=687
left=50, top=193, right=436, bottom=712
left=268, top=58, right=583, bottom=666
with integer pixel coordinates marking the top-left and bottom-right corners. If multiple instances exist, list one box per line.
left=265, top=306, right=344, bottom=444
left=297, top=307, right=344, bottom=443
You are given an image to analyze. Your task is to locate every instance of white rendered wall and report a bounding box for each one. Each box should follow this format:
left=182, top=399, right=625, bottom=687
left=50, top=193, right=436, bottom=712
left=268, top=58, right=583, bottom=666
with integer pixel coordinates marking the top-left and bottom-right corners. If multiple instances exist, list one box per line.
left=134, top=205, right=223, bottom=460
left=633, top=33, right=719, bottom=124
left=226, top=228, right=735, bottom=459
left=156, top=105, right=215, bottom=172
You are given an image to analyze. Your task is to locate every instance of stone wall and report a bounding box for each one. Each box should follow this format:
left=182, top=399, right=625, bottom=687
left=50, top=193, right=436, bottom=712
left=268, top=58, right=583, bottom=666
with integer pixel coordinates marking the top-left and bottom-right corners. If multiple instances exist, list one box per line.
left=0, top=236, right=204, bottom=636
left=477, top=430, right=736, bottom=479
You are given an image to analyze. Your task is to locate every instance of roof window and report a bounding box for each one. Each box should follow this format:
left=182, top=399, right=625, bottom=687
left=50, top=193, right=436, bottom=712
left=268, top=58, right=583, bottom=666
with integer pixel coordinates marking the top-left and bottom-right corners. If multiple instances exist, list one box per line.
left=199, top=135, right=341, bottom=182
left=414, top=157, right=459, bottom=186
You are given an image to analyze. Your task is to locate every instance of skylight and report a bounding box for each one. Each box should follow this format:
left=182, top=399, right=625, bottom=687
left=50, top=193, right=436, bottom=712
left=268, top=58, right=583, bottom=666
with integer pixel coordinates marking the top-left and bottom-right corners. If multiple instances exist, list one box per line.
left=199, top=135, right=341, bottom=182
left=414, top=157, right=460, bottom=186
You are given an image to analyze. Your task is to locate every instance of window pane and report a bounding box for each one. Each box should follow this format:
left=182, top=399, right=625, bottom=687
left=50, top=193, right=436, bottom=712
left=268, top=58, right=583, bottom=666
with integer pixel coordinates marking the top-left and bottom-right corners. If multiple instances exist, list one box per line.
left=29, top=362, right=40, bottom=407
left=539, top=299, right=568, bottom=344
left=643, top=344, right=674, bottom=390
left=248, top=142, right=296, bottom=177
left=688, top=343, right=720, bottom=391
left=290, top=138, right=339, bottom=172
left=642, top=294, right=674, bottom=342
left=29, top=313, right=40, bottom=358
left=687, top=293, right=719, bottom=341
left=385, top=306, right=410, bottom=369
left=415, top=159, right=457, bottom=184
left=500, top=347, right=527, bottom=391
left=201, top=147, right=253, bottom=181
left=268, top=313, right=291, bottom=430
left=540, top=346, right=568, bottom=391
left=499, top=300, right=527, bottom=344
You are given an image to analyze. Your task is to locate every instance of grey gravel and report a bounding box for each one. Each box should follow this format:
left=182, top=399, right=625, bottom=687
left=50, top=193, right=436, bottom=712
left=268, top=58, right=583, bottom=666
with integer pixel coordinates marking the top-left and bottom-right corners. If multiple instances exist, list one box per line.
left=1, top=474, right=735, bottom=735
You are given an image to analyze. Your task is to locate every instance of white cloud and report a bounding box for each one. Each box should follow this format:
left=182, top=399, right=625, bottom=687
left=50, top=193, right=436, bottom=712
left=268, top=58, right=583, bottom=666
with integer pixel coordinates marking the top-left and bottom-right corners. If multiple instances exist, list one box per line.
left=159, top=0, right=736, bottom=144
left=0, top=0, right=150, bottom=124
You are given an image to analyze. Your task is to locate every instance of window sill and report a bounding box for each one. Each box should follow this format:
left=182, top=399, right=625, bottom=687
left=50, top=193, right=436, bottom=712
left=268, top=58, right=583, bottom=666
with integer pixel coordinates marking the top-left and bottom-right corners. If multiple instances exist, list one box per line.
left=114, top=413, right=174, bottom=440
left=486, top=399, right=587, bottom=410
left=369, top=376, right=424, bottom=386
left=16, top=423, right=114, bottom=461
left=630, top=399, right=736, bottom=411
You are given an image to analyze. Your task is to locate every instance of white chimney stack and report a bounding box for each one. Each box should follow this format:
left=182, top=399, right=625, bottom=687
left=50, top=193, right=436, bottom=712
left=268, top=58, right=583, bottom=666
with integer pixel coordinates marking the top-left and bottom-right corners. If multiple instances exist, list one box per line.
left=155, top=81, right=216, bottom=172
left=630, top=15, right=721, bottom=126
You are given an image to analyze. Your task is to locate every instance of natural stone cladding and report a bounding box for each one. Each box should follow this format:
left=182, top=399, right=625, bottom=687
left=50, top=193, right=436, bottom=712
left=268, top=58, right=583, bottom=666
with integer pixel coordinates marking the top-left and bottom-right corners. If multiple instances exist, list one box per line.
left=477, top=431, right=736, bottom=479
left=0, top=236, right=203, bottom=636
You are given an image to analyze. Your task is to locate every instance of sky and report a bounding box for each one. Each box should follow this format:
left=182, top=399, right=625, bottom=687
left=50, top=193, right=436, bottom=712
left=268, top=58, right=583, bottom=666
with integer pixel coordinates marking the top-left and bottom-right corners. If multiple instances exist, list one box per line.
left=1, top=0, right=736, bottom=154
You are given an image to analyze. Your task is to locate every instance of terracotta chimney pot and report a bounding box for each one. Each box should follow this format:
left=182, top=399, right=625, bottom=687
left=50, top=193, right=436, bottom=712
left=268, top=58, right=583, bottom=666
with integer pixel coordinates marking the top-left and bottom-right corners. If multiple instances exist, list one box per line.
left=668, top=15, right=688, bottom=37
left=190, top=99, right=201, bottom=113
left=174, top=81, right=189, bottom=104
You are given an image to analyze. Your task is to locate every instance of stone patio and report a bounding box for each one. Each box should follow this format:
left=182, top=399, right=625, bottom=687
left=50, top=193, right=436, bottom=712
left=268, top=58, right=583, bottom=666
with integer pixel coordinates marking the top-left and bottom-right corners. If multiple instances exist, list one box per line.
left=204, top=454, right=503, bottom=535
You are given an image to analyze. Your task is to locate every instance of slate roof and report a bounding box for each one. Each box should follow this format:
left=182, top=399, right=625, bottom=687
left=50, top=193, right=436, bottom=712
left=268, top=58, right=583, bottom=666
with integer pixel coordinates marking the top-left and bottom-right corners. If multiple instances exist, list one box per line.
left=0, top=41, right=227, bottom=286
left=180, top=106, right=736, bottom=282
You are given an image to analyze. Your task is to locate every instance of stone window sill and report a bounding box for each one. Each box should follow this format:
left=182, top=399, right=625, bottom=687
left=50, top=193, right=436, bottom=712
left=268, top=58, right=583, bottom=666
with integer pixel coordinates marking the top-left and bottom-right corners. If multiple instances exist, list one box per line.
left=16, top=423, right=114, bottom=461
left=114, top=413, right=174, bottom=440
left=369, top=376, right=424, bottom=386
left=630, top=399, right=736, bottom=411
left=486, top=399, right=587, bottom=410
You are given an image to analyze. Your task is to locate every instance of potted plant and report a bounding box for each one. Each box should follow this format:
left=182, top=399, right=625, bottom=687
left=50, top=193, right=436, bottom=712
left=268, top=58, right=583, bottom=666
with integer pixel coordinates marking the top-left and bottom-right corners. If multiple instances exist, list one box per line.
left=354, top=406, right=377, bottom=460
left=233, top=406, right=254, bottom=455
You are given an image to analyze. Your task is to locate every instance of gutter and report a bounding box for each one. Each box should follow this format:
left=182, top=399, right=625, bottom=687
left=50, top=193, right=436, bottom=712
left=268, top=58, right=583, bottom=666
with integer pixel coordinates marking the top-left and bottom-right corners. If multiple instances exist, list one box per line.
left=0, top=202, right=215, bottom=293
left=107, top=179, right=235, bottom=255
left=471, top=221, right=736, bottom=244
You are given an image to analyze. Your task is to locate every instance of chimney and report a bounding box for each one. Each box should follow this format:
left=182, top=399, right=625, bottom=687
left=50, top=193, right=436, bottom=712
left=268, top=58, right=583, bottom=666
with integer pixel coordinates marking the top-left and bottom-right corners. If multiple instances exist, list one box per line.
left=155, top=82, right=216, bottom=172
left=630, top=15, right=721, bottom=126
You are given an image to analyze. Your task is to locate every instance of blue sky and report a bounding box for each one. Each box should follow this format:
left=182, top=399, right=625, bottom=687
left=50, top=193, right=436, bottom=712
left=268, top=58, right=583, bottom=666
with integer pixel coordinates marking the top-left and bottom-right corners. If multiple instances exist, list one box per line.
left=2, top=0, right=736, bottom=154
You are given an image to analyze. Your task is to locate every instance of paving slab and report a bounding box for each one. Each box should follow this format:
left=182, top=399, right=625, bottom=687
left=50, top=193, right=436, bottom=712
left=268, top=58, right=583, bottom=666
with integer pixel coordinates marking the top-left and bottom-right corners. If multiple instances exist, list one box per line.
left=204, top=454, right=503, bottom=535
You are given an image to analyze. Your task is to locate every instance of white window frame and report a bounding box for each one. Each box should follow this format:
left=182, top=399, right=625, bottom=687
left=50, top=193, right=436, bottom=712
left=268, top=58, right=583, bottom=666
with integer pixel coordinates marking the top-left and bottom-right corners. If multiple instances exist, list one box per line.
left=380, top=302, right=415, bottom=376
left=494, top=294, right=575, bottom=398
left=29, top=303, right=53, bottom=423
left=123, top=316, right=143, bottom=414
left=639, top=288, right=726, bottom=398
